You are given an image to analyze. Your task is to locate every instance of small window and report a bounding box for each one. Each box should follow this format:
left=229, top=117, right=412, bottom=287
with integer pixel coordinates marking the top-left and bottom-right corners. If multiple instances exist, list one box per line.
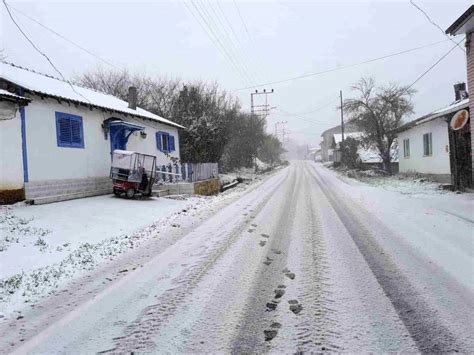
left=423, top=132, right=432, bottom=156
left=55, top=112, right=84, bottom=148
left=403, top=138, right=410, bottom=158
left=156, top=131, right=176, bottom=152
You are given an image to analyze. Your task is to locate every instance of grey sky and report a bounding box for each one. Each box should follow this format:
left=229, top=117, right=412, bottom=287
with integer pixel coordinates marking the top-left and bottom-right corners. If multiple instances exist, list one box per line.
left=1, top=0, right=471, bottom=146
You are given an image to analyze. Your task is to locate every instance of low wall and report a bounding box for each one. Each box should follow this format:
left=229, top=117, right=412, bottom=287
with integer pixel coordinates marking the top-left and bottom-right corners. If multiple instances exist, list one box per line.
left=25, top=177, right=112, bottom=204
left=161, top=178, right=220, bottom=196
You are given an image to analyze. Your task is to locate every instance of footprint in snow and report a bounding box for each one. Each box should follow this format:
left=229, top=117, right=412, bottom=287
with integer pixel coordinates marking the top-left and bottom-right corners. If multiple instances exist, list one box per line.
left=261, top=234, right=270, bottom=238
left=264, top=329, right=278, bottom=341
left=274, top=289, right=285, bottom=298
left=259, top=241, right=266, bottom=247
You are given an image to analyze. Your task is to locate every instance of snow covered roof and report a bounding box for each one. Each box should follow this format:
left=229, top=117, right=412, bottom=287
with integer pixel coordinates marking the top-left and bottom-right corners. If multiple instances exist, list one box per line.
left=0, top=62, right=184, bottom=129
left=396, top=98, right=469, bottom=133
left=0, top=88, right=30, bottom=102
left=333, top=132, right=363, bottom=144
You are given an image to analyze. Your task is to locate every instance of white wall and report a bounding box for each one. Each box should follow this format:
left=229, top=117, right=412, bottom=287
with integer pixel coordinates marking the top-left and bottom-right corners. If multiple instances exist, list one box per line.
left=398, top=118, right=450, bottom=175
left=24, top=97, right=181, bottom=183
left=0, top=104, right=23, bottom=190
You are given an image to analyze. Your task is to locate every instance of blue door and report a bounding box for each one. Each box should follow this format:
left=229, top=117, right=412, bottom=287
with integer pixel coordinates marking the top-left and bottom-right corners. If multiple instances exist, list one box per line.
left=110, top=126, right=127, bottom=152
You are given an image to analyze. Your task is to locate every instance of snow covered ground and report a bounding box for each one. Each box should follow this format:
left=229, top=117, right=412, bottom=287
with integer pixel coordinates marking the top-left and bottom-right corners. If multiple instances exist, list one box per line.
left=0, top=174, right=271, bottom=318
left=0, top=162, right=472, bottom=353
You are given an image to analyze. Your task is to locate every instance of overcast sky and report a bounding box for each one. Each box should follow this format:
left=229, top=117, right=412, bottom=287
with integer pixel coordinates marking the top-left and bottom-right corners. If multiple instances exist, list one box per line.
left=1, top=0, right=472, bottom=146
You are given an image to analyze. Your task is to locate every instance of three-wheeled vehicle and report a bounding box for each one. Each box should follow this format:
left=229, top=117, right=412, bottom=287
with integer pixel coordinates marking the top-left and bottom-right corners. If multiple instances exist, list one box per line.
left=110, top=150, right=157, bottom=198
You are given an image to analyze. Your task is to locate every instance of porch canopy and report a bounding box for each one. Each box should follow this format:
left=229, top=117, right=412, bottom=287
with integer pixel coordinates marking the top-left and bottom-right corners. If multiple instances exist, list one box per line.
left=106, top=119, right=145, bottom=152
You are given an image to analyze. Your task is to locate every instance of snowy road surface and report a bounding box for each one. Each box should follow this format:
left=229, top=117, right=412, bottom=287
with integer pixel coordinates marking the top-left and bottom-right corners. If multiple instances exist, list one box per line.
left=1, top=162, right=473, bottom=353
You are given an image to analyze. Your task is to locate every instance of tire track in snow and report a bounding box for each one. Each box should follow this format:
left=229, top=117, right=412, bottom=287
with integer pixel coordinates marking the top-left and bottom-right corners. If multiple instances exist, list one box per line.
left=109, top=168, right=292, bottom=353
left=307, top=163, right=467, bottom=353
left=289, top=164, right=340, bottom=352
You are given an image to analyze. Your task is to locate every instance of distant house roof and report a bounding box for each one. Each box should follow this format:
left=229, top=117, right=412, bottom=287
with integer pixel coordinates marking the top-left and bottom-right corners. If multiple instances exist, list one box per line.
left=333, top=132, right=363, bottom=145
left=0, top=89, right=30, bottom=104
left=320, top=122, right=359, bottom=137
left=395, top=98, right=469, bottom=134
left=445, top=5, right=474, bottom=35
left=0, top=62, right=184, bottom=129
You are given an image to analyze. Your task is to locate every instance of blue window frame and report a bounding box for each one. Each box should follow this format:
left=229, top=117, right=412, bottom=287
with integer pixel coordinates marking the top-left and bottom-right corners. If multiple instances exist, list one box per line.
left=55, top=112, right=84, bottom=148
left=156, top=131, right=176, bottom=152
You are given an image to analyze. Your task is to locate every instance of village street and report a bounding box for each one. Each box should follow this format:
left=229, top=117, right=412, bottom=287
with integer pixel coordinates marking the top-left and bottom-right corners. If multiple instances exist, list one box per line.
left=1, top=161, right=472, bottom=353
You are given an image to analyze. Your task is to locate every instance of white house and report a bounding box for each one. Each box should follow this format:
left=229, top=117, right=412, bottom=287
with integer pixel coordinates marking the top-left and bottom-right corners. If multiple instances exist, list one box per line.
left=396, top=98, right=469, bottom=183
left=0, top=62, right=184, bottom=204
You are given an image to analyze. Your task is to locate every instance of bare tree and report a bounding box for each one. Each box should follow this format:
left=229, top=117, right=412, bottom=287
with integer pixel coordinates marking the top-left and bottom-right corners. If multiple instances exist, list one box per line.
left=343, top=78, right=415, bottom=173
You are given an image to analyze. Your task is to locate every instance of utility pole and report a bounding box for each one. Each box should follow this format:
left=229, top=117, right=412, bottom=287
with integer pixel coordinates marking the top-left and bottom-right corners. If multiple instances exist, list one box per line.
left=274, top=120, right=287, bottom=141
left=340, top=90, right=344, bottom=142
left=340, top=90, right=345, bottom=163
left=251, top=89, right=274, bottom=119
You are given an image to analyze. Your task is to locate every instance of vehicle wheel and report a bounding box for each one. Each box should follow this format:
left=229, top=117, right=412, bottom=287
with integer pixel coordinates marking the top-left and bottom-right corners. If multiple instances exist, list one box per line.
left=113, top=188, right=121, bottom=196
left=125, top=188, right=135, bottom=199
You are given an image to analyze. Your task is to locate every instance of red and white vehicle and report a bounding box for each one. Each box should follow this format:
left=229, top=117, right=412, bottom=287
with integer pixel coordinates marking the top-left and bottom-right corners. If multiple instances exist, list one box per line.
left=110, top=150, right=157, bottom=198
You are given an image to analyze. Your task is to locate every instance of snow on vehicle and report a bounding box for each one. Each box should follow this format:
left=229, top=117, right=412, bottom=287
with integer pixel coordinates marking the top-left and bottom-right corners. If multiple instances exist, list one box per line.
left=110, top=150, right=156, bottom=198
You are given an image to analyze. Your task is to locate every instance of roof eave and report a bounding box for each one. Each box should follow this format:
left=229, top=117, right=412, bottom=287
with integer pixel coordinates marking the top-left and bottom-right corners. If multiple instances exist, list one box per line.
left=445, top=5, right=474, bottom=35
left=24, top=89, right=185, bottom=129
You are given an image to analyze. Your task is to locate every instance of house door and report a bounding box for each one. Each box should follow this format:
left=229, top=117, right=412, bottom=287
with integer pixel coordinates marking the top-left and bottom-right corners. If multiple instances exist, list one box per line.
left=110, top=126, right=127, bottom=152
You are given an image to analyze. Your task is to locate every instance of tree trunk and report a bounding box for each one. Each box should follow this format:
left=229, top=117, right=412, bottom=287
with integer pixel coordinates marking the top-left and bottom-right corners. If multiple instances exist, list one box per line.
left=381, top=150, right=392, bottom=174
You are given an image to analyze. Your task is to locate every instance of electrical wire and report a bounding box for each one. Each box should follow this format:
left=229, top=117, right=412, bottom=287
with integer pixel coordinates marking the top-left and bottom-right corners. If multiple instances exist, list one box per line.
left=406, top=37, right=464, bottom=90
left=275, top=98, right=339, bottom=117
left=6, top=3, right=120, bottom=69
left=2, top=0, right=92, bottom=104
left=183, top=0, right=253, bottom=87
left=202, top=0, right=258, bottom=86
left=409, top=0, right=465, bottom=53
left=234, top=38, right=453, bottom=91
left=215, top=1, right=266, bottom=84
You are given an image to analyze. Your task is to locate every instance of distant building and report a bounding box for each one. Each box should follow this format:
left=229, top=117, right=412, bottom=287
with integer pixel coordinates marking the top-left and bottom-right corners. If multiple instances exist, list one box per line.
left=446, top=5, right=474, bottom=186
left=0, top=62, right=183, bottom=204
left=319, top=122, right=359, bottom=162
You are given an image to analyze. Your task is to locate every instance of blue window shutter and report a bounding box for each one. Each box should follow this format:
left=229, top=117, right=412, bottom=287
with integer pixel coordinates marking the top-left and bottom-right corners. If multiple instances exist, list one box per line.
left=169, top=135, right=175, bottom=151
left=156, top=131, right=162, bottom=151
left=55, top=112, right=84, bottom=148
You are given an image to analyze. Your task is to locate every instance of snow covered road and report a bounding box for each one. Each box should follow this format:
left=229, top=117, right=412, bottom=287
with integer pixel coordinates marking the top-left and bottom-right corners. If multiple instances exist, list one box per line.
left=1, top=161, right=473, bottom=353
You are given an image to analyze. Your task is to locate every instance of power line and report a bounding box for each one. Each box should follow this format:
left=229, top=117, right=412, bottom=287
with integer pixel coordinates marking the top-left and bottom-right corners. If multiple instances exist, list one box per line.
left=201, top=0, right=258, bottom=86
left=406, top=37, right=464, bottom=90
left=7, top=3, right=120, bottom=69
left=231, top=0, right=269, bottom=83
left=409, top=0, right=465, bottom=53
left=215, top=1, right=266, bottom=84
left=3, top=0, right=67, bottom=82
left=182, top=0, right=253, bottom=87
left=234, top=38, right=452, bottom=91
left=275, top=98, right=339, bottom=117
left=3, top=0, right=93, bottom=105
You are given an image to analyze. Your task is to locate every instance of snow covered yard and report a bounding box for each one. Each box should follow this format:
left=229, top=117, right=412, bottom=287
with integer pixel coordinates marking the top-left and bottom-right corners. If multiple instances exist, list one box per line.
left=0, top=194, right=208, bottom=315
left=0, top=172, right=274, bottom=318
left=331, top=164, right=459, bottom=196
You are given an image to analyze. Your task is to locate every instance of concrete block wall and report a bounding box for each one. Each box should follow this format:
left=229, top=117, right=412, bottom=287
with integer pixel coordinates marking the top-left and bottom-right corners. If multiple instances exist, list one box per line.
left=25, top=177, right=112, bottom=204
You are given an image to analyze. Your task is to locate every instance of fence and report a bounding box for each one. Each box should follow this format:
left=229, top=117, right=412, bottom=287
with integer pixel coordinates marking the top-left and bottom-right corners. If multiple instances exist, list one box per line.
left=156, top=162, right=218, bottom=184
